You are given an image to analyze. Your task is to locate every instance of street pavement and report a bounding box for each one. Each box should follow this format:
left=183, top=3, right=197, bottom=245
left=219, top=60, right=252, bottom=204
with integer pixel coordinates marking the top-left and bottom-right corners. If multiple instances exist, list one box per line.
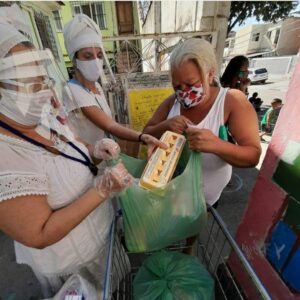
left=248, top=75, right=290, bottom=106
left=0, top=76, right=290, bottom=299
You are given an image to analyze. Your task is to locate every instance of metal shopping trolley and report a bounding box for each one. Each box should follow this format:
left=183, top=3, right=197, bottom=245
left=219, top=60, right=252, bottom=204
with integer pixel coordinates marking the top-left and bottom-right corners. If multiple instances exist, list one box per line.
left=102, top=207, right=271, bottom=300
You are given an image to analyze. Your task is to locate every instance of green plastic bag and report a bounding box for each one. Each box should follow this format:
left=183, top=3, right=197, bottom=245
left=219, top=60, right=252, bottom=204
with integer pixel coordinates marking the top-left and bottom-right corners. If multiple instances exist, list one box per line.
left=133, top=250, right=214, bottom=300
left=118, top=146, right=207, bottom=252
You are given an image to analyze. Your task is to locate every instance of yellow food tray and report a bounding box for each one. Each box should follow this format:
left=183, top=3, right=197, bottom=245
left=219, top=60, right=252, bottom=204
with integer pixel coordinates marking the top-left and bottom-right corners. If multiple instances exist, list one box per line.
left=139, top=131, right=186, bottom=190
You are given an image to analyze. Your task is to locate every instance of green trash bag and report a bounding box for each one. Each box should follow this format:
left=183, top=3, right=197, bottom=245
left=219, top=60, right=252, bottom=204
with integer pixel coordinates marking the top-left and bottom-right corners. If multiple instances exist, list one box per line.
left=133, top=250, right=214, bottom=300
left=118, top=146, right=207, bottom=252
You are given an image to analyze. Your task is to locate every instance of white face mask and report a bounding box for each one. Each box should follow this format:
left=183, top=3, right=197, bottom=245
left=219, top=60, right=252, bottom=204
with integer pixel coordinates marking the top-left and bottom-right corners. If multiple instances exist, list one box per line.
left=76, top=58, right=103, bottom=82
left=0, top=88, right=53, bottom=126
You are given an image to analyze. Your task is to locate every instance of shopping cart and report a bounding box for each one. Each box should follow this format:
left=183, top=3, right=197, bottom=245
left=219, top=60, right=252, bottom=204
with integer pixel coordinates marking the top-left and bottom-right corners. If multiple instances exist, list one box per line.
left=102, top=207, right=271, bottom=300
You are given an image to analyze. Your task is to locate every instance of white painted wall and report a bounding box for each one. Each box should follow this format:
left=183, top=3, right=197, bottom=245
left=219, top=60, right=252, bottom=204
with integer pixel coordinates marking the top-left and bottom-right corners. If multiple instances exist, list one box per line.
left=139, top=0, right=230, bottom=72
left=276, top=18, right=300, bottom=56
left=225, top=17, right=300, bottom=58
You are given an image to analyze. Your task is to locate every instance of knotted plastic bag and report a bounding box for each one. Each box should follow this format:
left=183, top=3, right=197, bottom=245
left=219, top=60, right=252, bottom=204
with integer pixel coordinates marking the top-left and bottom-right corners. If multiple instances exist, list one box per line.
left=118, top=146, right=207, bottom=252
left=133, top=250, right=214, bottom=300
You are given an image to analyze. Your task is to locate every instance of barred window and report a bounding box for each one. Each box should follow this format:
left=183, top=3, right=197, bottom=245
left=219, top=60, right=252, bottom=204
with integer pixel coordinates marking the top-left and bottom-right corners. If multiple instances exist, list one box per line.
left=71, top=1, right=107, bottom=29
left=53, top=10, right=63, bottom=32
left=34, top=12, right=59, bottom=60
left=252, top=32, right=260, bottom=42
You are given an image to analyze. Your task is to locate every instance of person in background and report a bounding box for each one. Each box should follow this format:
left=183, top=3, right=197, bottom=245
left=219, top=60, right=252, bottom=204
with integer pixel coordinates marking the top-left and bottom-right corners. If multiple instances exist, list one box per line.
left=260, top=98, right=283, bottom=141
left=63, top=14, right=165, bottom=154
left=221, top=55, right=250, bottom=96
left=0, top=5, right=133, bottom=297
left=249, top=92, right=263, bottom=112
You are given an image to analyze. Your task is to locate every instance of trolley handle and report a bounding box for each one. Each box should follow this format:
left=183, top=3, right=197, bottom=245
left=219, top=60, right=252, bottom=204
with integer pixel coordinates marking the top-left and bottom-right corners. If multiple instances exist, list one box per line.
left=208, top=206, right=272, bottom=300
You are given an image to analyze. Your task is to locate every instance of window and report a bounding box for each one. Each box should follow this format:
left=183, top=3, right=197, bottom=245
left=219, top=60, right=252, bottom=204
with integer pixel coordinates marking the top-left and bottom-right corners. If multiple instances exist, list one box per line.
left=255, top=68, right=267, bottom=74
left=71, top=2, right=107, bottom=29
left=274, top=29, right=280, bottom=45
left=53, top=10, right=63, bottom=32
left=266, top=31, right=271, bottom=39
left=252, top=32, right=260, bottom=42
left=34, top=12, right=59, bottom=60
left=138, top=0, right=151, bottom=23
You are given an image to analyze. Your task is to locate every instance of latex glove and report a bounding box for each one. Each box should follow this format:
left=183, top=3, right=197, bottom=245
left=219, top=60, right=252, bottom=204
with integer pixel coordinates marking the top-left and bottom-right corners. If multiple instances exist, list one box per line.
left=94, top=161, right=133, bottom=198
left=93, top=138, right=120, bottom=160
left=139, top=133, right=168, bottom=159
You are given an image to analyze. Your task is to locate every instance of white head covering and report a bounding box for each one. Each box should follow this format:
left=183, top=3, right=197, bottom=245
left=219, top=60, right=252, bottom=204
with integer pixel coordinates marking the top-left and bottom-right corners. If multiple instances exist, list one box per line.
left=63, top=14, right=115, bottom=83
left=63, top=14, right=104, bottom=61
left=0, top=4, right=31, bottom=58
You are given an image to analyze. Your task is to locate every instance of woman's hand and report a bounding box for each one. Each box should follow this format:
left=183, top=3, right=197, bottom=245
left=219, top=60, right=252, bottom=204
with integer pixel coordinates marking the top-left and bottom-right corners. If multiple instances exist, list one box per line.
left=93, top=138, right=120, bottom=160
left=165, top=115, right=192, bottom=134
left=140, top=133, right=168, bottom=158
left=94, top=161, right=133, bottom=198
left=186, top=126, right=221, bottom=153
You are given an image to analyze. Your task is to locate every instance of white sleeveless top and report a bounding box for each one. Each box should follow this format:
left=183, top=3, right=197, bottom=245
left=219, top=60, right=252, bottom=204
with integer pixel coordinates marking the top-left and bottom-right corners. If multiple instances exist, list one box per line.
left=167, top=87, right=232, bottom=205
left=64, top=81, right=112, bottom=145
left=0, top=133, right=113, bottom=277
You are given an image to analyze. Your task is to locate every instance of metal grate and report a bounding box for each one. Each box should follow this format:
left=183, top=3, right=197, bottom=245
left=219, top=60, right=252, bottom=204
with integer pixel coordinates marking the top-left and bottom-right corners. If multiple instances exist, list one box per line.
left=103, top=207, right=272, bottom=300
left=34, top=11, right=59, bottom=60
left=71, top=1, right=107, bottom=29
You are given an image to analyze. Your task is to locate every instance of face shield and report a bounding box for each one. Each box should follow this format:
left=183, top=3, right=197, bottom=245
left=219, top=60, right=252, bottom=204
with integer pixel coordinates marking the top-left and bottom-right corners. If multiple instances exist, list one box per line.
left=0, top=47, right=76, bottom=143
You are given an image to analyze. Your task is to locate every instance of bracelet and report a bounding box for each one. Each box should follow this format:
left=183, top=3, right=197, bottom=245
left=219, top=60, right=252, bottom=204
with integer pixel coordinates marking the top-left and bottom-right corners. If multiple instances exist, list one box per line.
left=138, top=133, right=144, bottom=142
left=138, top=133, right=146, bottom=144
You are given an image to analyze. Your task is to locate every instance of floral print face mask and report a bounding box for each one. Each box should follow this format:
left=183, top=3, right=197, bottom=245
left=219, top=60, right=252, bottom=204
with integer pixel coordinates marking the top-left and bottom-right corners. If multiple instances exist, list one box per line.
left=175, top=83, right=206, bottom=109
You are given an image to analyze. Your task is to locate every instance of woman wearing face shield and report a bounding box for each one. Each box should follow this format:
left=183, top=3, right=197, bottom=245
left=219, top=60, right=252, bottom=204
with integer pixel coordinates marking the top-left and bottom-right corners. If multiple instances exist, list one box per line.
left=0, top=6, right=133, bottom=297
left=63, top=14, right=166, bottom=156
left=144, top=39, right=261, bottom=217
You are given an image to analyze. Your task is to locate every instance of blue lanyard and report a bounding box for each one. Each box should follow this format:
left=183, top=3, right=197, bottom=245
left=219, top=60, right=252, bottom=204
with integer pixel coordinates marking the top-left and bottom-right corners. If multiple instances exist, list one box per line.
left=0, top=120, right=98, bottom=176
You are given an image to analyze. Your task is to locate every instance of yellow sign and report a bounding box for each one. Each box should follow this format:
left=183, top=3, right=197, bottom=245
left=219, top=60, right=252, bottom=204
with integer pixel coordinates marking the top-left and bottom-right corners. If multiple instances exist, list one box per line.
left=128, top=88, right=174, bottom=131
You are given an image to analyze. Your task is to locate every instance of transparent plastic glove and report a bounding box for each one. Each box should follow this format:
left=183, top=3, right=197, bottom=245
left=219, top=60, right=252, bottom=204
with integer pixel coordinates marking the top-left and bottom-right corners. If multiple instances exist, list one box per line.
left=94, top=161, right=134, bottom=198
left=93, top=138, right=121, bottom=160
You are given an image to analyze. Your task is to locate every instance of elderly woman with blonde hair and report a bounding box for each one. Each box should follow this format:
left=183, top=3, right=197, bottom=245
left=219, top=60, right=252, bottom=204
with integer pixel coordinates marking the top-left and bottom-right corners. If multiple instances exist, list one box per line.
left=144, top=38, right=261, bottom=208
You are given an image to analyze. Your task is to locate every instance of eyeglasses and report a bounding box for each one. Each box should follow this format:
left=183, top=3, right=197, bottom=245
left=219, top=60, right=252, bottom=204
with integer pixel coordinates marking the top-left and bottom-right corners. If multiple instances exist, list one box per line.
left=0, top=77, right=55, bottom=93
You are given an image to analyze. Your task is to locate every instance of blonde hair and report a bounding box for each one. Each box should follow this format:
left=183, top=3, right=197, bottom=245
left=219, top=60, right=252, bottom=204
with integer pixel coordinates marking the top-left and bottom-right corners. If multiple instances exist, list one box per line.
left=170, top=38, right=218, bottom=91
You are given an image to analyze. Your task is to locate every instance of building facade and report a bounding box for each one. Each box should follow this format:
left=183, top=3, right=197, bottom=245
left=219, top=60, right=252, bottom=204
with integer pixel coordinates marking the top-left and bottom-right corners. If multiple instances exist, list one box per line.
left=137, top=1, right=231, bottom=72
left=55, top=1, right=141, bottom=74
left=0, top=1, right=69, bottom=81
left=224, top=17, right=300, bottom=58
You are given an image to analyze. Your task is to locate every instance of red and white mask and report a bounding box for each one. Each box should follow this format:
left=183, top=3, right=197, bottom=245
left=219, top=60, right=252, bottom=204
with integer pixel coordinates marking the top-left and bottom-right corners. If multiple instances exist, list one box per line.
left=175, top=83, right=206, bottom=109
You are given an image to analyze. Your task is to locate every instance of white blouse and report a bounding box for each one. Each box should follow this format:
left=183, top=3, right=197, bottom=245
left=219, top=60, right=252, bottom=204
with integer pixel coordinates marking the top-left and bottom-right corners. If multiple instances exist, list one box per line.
left=0, top=132, right=113, bottom=277
left=167, top=87, right=232, bottom=206
left=64, top=81, right=112, bottom=145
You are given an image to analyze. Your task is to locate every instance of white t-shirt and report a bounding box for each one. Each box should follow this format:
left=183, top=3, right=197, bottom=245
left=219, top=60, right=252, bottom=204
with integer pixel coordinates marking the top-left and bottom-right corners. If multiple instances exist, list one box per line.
left=0, top=133, right=113, bottom=284
left=64, top=80, right=112, bottom=145
left=167, top=87, right=232, bottom=206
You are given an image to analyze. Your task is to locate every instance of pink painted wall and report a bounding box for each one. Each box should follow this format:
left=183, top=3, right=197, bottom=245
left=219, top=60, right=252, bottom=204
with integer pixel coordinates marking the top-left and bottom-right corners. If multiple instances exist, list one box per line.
left=231, top=53, right=300, bottom=299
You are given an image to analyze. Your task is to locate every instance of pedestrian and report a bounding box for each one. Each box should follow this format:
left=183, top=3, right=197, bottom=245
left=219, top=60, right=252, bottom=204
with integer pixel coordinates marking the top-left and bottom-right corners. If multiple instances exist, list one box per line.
left=260, top=98, right=283, bottom=140
left=249, top=92, right=263, bottom=112
left=221, top=55, right=250, bottom=96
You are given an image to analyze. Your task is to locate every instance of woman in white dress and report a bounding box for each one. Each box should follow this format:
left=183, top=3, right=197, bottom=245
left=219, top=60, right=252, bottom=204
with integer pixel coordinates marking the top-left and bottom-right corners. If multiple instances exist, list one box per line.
left=0, top=5, right=133, bottom=297
left=63, top=14, right=165, bottom=152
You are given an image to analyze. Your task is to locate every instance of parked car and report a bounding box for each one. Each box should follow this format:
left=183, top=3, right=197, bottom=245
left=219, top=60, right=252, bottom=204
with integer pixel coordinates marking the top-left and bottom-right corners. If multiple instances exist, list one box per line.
left=248, top=67, right=268, bottom=84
